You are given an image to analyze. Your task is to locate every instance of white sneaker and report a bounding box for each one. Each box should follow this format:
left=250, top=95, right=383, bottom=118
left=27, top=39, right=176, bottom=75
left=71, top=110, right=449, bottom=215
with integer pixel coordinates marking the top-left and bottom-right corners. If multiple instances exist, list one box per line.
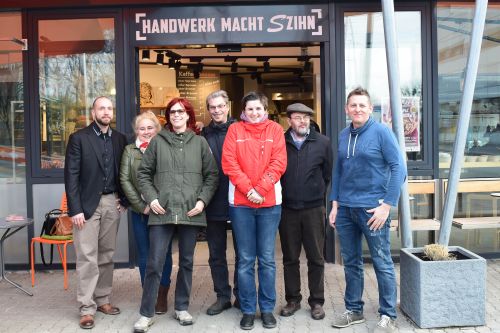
left=373, top=315, right=396, bottom=333
left=133, top=316, right=155, bottom=333
left=175, top=310, right=193, bottom=326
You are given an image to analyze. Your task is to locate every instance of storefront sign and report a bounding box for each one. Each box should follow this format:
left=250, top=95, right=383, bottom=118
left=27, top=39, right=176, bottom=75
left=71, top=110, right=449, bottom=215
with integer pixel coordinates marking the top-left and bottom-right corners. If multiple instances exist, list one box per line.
left=132, top=5, right=328, bottom=45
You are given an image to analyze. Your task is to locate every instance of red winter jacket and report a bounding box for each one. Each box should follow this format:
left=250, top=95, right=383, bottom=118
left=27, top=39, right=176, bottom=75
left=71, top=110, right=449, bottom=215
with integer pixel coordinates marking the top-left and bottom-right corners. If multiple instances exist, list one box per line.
left=221, top=119, right=287, bottom=208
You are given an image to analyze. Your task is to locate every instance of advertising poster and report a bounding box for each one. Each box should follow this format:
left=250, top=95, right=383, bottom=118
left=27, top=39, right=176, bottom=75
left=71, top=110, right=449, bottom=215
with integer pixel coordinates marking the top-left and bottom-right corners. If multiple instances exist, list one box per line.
left=381, top=97, right=421, bottom=152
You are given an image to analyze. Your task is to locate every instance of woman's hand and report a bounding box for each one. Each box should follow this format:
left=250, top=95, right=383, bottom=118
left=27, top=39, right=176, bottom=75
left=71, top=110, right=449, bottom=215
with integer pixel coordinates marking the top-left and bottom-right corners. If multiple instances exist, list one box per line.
left=150, top=199, right=166, bottom=215
left=247, top=188, right=264, bottom=204
left=187, top=200, right=205, bottom=217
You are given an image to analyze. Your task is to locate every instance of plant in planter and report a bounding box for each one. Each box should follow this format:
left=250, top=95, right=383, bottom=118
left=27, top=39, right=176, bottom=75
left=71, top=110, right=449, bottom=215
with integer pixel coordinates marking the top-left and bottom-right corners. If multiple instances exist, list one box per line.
left=400, top=245, right=486, bottom=328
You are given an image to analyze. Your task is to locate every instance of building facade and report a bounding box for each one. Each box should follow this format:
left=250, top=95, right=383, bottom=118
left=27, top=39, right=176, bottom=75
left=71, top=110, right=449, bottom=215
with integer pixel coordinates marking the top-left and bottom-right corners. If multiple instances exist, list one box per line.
left=0, top=0, right=499, bottom=268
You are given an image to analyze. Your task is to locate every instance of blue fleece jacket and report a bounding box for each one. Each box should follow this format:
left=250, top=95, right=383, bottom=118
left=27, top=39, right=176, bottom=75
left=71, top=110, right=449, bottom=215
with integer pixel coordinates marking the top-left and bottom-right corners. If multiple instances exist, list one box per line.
left=330, top=117, right=407, bottom=208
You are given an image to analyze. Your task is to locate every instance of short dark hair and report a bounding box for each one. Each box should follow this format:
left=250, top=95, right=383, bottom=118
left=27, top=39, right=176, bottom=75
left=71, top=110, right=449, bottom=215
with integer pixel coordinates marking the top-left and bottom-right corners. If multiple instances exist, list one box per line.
left=346, top=87, right=371, bottom=105
left=241, top=91, right=268, bottom=111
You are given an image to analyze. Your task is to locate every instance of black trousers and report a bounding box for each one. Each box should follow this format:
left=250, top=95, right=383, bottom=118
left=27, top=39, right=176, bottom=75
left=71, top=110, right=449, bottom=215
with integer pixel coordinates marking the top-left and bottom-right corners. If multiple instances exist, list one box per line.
left=279, top=206, right=325, bottom=306
left=206, top=220, right=239, bottom=301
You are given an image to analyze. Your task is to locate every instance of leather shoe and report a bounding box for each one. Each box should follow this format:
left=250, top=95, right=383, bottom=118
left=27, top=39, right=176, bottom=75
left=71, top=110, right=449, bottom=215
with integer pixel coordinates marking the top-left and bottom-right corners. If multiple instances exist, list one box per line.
left=311, top=304, right=325, bottom=320
left=79, top=314, right=94, bottom=329
left=240, top=314, right=255, bottom=330
left=207, top=298, right=232, bottom=315
left=97, top=303, right=121, bottom=315
left=280, top=301, right=301, bottom=317
left=261, top=312, right=277, bottom=329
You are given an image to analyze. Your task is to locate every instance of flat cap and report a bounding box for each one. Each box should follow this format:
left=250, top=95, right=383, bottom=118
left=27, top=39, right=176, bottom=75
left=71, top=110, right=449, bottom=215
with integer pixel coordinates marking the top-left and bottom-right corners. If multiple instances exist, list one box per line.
left=286, top=103, right=314, bottom=115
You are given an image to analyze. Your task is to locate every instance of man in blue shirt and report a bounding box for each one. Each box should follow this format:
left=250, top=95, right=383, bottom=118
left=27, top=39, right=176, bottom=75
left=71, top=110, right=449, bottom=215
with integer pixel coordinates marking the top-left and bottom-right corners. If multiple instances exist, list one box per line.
left=328, top=87, right=406, bottom=333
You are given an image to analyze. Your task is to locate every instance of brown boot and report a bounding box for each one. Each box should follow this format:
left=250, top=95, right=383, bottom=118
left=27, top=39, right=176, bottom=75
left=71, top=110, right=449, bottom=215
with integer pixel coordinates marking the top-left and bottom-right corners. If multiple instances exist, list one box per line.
left=155, top=285, right=169, bottom=314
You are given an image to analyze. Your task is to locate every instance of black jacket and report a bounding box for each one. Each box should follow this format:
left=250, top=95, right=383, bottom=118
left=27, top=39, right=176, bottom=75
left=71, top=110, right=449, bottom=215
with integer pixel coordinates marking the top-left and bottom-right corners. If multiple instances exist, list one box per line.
left=281, top=128, right=333, bottom=210
left=201, top=118, right=237, bottom=221
left=64, top=123, right=128, bottom=219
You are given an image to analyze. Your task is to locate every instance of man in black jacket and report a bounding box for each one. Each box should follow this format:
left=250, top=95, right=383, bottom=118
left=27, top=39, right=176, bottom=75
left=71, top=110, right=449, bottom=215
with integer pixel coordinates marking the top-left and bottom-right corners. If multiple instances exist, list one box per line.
left=202, top=90, right=239, bottom=315
left=279, top=103, right=333, bottom=320
left=64, top=96, right=128, bottom=330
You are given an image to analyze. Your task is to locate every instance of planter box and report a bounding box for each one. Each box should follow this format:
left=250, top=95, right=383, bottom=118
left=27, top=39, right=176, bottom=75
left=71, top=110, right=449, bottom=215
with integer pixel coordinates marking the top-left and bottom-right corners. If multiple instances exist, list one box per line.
left=400, top=246, right=486, bottom=329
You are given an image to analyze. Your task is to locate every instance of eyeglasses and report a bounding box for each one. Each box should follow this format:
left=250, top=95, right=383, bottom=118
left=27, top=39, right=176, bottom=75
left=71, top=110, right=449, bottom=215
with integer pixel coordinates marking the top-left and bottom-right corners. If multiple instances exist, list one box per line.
left=208, top=103, right=227, bottom=111
left=170, top=109, right=186, bottom=115
left=290, top=115, right=311, bottom=122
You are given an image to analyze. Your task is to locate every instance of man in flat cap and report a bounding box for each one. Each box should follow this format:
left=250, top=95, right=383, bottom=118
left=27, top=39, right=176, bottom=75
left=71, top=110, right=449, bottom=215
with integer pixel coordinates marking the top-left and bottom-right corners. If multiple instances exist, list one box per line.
left=278, top=103, right=333, bottom=320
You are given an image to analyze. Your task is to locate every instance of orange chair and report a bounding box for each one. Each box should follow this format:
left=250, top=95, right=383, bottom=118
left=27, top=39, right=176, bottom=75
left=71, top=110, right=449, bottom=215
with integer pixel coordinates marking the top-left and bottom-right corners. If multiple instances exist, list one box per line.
left=30, top=192, right=74, bottom=290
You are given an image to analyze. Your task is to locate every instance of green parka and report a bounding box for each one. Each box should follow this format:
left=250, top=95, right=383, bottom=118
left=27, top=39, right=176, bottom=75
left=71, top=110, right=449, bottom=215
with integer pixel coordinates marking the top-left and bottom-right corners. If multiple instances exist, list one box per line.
left=120, top=144, right=148, bottom=214
left=137, top=129, right=218, bottom=227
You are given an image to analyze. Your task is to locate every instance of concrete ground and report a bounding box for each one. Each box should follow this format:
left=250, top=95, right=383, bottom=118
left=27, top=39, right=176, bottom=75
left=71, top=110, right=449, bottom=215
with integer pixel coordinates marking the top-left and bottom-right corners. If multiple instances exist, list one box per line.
left=1, top=238, right=499, bottom=333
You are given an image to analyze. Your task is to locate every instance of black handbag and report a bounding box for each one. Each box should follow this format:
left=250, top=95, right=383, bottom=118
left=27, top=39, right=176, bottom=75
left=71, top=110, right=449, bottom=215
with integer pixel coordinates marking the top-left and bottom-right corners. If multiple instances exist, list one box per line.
left=39, top=209, right=63, bottom=265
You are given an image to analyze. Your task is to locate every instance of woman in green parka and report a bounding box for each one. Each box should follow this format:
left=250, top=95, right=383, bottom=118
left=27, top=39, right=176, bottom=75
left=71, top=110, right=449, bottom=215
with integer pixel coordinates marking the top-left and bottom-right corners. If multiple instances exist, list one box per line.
left=119, top=111, right=172, bottom=315
left=133, top=98, right=218, bottom=331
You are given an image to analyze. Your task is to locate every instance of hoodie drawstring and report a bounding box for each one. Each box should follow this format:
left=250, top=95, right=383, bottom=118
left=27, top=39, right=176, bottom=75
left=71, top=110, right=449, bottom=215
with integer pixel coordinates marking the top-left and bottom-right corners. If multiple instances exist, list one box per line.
left=347, top=133, right=358, bottom=159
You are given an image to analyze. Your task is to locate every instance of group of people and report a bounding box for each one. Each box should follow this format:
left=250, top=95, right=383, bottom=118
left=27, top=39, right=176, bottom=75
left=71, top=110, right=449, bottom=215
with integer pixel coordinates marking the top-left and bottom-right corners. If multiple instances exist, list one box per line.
left=64, top=87, right=406, bottom=333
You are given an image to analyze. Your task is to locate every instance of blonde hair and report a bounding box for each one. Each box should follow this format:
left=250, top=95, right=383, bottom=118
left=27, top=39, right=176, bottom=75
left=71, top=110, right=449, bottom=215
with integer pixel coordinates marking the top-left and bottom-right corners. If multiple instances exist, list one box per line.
left=133, top=111, right=161, bottom=134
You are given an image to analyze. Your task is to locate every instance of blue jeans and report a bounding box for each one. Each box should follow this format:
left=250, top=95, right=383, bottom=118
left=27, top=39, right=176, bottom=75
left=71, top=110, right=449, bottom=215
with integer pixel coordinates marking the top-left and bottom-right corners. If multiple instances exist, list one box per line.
left=207, top=220, right=239, bottom=302
left=131, top=211, right=172, bottom=287
left=140, top=224, right=199, bottom=317
left=229, top=205, right=281, bottom=314
left=335, top=206, right=397, bottom=319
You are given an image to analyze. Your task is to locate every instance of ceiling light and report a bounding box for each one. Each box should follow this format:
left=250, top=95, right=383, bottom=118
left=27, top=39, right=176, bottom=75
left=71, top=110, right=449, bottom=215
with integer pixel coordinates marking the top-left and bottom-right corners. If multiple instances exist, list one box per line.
left=168, top=57, right=175, bottom=68
left=303, top=60, right=312, bottom=72
left=142, top=50, right=150, bottom=61
left=231, top=61, right=238, bottom=73
left=156, top=52, right=164, bottom=65
left=256, top=73, right=263, bottom=84
left=263, top=61, right=270, bottom=72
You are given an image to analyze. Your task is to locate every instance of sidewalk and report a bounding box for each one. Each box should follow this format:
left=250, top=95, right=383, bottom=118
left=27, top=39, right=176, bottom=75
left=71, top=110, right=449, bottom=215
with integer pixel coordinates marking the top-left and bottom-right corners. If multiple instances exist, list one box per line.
left=1, top=240, right=500, bottom=333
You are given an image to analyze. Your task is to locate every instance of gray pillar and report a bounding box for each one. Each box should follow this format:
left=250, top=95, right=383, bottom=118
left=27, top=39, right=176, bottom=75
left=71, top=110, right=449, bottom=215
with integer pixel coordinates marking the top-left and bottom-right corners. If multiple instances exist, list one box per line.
left=439, top=0, right=488, bottom=246
left=381, top=0, right=413, bottom=248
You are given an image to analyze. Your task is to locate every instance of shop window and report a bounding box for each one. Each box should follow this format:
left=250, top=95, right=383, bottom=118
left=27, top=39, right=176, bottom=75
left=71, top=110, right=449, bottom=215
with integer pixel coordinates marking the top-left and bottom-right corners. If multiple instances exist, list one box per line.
left=344, top=11, right=424, bottom=163
left=438, top=4, right=500, bottom=179
left=38, top=18, right=116, bottom=169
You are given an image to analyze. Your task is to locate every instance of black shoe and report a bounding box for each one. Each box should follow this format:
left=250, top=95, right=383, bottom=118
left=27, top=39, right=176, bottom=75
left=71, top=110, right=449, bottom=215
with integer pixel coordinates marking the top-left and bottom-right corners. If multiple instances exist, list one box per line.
left=240, top=314, right=255, bottom=330
left=280, top=301, right=301, bottom=317
left=206, top=298, right=232, bottom=315
left=261, top=312, right=277, bottom=329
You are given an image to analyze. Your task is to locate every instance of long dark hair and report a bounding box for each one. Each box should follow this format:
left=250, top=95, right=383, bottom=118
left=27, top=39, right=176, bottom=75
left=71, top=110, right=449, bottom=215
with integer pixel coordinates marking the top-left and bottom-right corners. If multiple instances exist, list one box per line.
left=165, top=97, right=199, bottom=134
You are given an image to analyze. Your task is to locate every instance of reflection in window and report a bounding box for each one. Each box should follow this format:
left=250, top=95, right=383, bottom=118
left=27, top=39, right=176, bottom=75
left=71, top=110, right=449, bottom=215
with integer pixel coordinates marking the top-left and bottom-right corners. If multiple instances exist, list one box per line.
left=38, top=18, right=116, bottom=169
left=438, top=4, right=500, bottom=179
left=0, top=12, right=25, bottom=183
left=344, top=11, right=423, bottom=161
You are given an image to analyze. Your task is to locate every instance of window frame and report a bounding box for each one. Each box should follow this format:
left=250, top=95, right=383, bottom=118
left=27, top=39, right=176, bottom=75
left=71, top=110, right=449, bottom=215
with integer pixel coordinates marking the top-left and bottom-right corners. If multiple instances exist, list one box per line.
left=335, top=2, right=434, bottom=177
left=27, top=8, right=125, bottom=180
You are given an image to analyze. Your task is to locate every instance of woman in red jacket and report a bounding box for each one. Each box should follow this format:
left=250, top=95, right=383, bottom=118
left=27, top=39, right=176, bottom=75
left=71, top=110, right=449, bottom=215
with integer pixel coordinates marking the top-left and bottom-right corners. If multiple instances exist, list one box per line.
left=222, top=91, right=287, bottom=330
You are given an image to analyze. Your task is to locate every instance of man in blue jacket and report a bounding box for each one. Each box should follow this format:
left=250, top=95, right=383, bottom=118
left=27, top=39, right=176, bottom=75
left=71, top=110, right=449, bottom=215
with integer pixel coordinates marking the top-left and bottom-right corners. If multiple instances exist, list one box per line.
left=279, top=103, right=332, bottom=320
left=329, top=87, right=406, bottom=333
left=202, top=90, right=239, bottom=315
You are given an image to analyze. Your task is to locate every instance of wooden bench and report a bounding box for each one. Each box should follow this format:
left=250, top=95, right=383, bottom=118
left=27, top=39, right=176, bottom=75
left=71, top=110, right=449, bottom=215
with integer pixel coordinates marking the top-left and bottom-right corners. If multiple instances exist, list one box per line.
left=444, top=178, right=500, bottom=229
left=452, top=217, right=500, bottom=229
left=390, top=180, right=441, bottom=232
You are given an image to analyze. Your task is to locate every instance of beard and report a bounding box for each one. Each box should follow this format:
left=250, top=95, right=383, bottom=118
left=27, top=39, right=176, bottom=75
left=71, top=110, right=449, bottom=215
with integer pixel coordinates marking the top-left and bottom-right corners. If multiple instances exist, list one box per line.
left=95, top=117, right=111, bottom=126
left=293, top=125, right=309, bottom=137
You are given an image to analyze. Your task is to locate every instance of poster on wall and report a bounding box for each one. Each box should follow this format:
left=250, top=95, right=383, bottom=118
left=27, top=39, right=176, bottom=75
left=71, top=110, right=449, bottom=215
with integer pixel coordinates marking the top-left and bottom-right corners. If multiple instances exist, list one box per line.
left=381, top=97, right=421, bottom=152
left=176, top=69, right=220, bottom=125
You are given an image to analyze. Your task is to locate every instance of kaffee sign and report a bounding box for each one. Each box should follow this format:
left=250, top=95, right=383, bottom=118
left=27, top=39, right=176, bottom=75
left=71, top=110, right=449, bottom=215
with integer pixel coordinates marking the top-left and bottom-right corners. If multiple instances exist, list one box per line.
left=132, top=5, right=329, bottom=45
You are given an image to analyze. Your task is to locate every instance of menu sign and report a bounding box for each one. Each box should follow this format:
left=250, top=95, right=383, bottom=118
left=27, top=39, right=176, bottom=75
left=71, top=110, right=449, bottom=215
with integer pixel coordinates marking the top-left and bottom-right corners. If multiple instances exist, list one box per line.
left=176, top=69, right=220, bottom=125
